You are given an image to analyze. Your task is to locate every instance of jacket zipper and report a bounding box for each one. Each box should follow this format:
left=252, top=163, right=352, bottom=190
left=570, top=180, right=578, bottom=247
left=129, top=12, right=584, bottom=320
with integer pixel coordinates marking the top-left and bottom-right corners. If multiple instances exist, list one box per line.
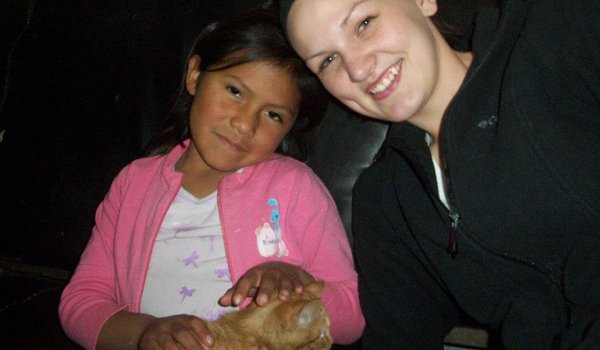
left=447, top=211, right=460, bottom=258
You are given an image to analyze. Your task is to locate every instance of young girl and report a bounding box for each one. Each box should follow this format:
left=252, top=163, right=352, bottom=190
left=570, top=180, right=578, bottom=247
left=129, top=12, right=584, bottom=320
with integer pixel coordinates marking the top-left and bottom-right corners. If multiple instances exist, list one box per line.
left=281, top=0, right=600, bottom=349
left=59, top=8, right=364, bottom=350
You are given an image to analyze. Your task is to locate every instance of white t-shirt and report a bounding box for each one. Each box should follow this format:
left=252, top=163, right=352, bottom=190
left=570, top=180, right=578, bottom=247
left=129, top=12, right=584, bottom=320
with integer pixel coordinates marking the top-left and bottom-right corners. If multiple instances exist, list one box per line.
left=426, top=133, right=452, bottom=210
left=140, top=188, right=236, bottom=321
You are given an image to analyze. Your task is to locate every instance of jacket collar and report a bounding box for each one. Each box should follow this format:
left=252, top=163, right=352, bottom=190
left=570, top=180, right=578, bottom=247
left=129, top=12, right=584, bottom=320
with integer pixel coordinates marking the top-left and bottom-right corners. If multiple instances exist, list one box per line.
left=162, top=139, right=285, bottom=189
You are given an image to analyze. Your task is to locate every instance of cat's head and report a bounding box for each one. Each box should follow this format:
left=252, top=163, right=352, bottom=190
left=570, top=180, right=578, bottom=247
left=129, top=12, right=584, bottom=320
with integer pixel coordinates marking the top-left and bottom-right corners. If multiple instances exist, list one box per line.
left=242, top=281, right=333, bottom=349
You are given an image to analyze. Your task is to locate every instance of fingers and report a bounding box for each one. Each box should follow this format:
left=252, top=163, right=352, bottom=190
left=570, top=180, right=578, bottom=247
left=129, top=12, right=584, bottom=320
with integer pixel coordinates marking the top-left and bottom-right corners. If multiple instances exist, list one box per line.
left=254, top=271, right=303, bottom=305
left=219, top=274, right=258, bottom=307
left=254, top=273, right=278, bottom=306
left=278, top=277, right=294, bottom=300
left=217, top=289, right=234, bottom=307
left=140, top=331, right=196, bottom=350
left=138, top=315, right=213, bottom=350
left=188, top=316, right=214, bottom=347
left=220, top=270, right=283, bottom=307
left=172, top=330, right=203, bottom=350
left=219, top=262, right=316, bottom=307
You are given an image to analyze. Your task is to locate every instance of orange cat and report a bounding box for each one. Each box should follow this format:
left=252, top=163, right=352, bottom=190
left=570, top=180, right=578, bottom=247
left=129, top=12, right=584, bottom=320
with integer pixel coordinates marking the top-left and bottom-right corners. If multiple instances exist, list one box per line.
left=206, top=282, right=333, bottom=350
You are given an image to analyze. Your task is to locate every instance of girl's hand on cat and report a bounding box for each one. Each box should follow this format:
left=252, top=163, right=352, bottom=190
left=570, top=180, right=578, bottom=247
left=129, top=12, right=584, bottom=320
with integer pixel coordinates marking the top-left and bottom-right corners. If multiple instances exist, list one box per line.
left=138, top=315, right=214, bottom=350
left=219, top=261, right=316, bottom=307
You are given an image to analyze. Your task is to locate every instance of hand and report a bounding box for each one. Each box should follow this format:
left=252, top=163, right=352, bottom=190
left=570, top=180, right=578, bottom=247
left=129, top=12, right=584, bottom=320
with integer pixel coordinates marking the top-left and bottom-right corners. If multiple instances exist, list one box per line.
left=138, top=315, right=214, bottom=350
left=219, top=261, right=316, bottom=307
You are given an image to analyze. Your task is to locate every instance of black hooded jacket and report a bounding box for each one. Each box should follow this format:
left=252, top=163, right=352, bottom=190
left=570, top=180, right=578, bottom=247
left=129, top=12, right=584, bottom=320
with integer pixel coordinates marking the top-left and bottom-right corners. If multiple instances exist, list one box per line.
left=353, top=0, right=600, bottom=348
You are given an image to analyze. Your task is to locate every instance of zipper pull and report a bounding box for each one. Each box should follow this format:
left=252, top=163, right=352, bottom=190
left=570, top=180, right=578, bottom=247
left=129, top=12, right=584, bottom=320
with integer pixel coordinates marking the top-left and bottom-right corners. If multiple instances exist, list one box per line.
left=448, top=212, right=460, bottom=258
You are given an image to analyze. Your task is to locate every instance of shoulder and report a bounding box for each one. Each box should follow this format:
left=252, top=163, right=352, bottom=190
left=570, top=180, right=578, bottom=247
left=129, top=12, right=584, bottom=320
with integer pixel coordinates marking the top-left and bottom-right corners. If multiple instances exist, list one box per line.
left=115, top=154, right=164, bottom=180
left=353, top=147, right=412, bottom=203
left=253, top=155, right=323, bottom=185
left=517, top=0, right=598, bottom=45
left=115, top=144, right=183, bottom=182
left=233, top=155, right=334, bottom=205
left=107, top=152, right=179, bottom=197
left=259, top=154, right=312, bottom=171
left=354, top=152, right=391, bottom=192
left=127, top=154, right=164, bottom=171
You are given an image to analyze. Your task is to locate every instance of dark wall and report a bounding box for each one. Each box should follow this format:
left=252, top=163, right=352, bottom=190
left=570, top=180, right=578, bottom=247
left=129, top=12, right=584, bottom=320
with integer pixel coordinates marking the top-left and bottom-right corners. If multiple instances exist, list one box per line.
left=0, top=0, right=273, bottom=271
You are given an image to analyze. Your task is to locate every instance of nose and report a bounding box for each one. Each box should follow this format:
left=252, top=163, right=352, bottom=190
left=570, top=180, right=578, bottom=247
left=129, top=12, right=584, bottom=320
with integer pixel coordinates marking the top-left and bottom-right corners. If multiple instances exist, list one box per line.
left=343, top=50, right=375, bottom=83
left=230, top=108, right=258, bottom=137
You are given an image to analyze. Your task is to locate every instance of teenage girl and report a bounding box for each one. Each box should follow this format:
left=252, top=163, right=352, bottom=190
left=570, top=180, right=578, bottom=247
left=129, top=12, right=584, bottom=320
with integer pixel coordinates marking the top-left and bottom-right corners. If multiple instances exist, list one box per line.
left=60, top=8, right=364, bottom=350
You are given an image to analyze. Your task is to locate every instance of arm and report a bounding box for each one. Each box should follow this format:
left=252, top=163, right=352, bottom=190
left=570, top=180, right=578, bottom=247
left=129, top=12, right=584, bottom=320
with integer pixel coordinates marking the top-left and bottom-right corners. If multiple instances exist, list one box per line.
left=59, top=166, right=213, bottom=349
left=292, top=173, right=364, bottom=344
left=59, top=168, right=130, bottom=349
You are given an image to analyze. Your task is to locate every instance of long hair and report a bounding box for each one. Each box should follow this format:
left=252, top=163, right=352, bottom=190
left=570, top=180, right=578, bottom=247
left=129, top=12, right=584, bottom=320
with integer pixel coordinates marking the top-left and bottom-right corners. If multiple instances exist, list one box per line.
left=144, top=8, right=327, bottom=160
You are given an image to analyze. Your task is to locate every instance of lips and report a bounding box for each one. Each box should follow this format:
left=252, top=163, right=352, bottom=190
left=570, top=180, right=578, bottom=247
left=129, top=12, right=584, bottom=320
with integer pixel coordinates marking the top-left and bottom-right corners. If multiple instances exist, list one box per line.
left=218, top=134, right=247, bottom=152
left=368, top=60, right=402, bottom=97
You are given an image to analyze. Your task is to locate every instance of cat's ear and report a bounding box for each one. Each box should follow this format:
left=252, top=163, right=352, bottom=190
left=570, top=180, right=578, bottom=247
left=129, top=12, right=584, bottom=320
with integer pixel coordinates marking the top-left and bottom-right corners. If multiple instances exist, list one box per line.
left=304, top=281, right=325, bottom=297
left=297, top=300, right=323, bottom=329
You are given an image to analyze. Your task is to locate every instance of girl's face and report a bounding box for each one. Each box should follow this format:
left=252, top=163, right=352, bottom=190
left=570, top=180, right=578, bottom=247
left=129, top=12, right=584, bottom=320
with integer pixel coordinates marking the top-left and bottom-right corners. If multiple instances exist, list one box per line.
left=184, top=56, right=300, bottom=175
left=288, top=0, right=441, bottom=124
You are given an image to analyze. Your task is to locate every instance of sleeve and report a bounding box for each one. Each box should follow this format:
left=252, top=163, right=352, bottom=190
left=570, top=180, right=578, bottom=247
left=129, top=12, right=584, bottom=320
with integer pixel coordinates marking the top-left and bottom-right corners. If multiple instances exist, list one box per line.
left=58, top=167, right=131, bottom=350
left=287, top=168, right=365, bottom=345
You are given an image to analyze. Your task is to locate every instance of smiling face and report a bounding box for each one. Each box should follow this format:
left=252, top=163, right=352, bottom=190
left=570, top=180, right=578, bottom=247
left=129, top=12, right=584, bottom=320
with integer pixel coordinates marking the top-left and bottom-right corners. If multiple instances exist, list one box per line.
left=182, top=55, right=300, bottom=177
left=287, top=0, right=443, bottom=125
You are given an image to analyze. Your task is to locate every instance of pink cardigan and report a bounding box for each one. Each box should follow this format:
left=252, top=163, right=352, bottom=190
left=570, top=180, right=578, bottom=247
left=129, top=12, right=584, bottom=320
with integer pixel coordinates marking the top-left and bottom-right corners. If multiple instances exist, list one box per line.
left=59, top=141, right=364, bottom=349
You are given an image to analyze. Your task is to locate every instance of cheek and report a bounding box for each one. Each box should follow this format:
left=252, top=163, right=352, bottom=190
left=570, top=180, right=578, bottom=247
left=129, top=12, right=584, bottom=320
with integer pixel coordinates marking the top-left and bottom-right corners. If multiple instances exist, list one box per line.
left=187, top=101, right=202, bottom=127
left=321, top=72, right=355, bottom=100
left=254, top=128, right=289, bottom=154
left=188, top=106, right=209, bottom=134
left=189, top=95, right=224, bottom=127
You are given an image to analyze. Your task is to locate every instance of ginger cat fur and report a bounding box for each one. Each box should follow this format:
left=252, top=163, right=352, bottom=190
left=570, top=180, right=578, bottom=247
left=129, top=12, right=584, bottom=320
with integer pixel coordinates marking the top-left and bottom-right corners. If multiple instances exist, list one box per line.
left=206, top=281, right=333, bottom=350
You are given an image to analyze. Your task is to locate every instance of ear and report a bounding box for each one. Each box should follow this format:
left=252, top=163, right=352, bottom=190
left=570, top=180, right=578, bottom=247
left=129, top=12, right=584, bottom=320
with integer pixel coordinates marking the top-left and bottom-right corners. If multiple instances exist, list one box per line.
left=297, top=300, right=322, bottom=329
left=185, top=55, right=202, bottom=96
left=415, top=0, right=438, bottom=17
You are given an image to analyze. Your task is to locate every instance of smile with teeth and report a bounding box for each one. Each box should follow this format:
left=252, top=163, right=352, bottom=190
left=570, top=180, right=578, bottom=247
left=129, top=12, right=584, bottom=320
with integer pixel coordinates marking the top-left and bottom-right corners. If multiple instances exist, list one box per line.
left=369, top=61, right=401, bottom=94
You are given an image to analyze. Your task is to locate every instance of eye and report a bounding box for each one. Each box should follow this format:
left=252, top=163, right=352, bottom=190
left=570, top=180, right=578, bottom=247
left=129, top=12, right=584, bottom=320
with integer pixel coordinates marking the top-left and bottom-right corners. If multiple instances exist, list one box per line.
left=319, top=53, right=339, bottom=72
left=226, top=85, right=242, bottom=98
left=357, top=16, right=375, bottom=33
left=266, top=111, right=284, bottom=123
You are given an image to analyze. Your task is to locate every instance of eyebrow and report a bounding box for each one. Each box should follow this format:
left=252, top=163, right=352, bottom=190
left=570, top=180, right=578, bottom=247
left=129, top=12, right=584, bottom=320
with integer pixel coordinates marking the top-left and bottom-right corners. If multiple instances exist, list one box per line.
left=342, top=0, right=369, bottom=27
left=224, top=74, right=252, bottom=96
left=226, top=73, right=297, bottom=116
left=304, top=0, right=369, bottom=62
left=271, top=102, right=296, bottom=118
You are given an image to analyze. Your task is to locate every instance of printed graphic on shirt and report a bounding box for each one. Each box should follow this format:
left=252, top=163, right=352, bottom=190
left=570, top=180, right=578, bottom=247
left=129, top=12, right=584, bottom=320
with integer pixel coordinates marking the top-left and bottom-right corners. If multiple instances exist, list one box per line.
left=179, top=286, right=196, bottom=302
left=182, top=250, right=199, bottom=267
left=214, top=267, right=231, bottom=280
left=256, top=198, right=288, bottom=258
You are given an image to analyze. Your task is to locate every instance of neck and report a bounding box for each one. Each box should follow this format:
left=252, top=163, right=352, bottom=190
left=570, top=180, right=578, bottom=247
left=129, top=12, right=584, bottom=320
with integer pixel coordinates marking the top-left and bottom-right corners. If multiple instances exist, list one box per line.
left=409, top=29, right=473, bottom=155
left=175, top=148, right=232, bottom=198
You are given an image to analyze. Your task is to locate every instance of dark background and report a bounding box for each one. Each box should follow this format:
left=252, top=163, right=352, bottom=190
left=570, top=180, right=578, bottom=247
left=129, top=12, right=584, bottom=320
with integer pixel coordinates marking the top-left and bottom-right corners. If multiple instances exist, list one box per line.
left=0, top=0, right=495, bottom=273
left=0, top=1, right=495, bottom=348
left=1, top=0, right=275, bottom=272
